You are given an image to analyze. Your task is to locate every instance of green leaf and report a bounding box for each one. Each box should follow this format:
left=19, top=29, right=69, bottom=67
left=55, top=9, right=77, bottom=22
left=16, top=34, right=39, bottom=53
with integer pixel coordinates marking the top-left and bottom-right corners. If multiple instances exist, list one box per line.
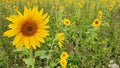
left=23, top=58, right=32, bottom=67
left=20, top=47, right=29, bottom=56
left=56, top=66, right=61, bottom=68
left=45, top=66, right=51, bottom=68
left=50, top=62, right=56, bottom=67
left=0, top=38, right=2, bottom=46
left=35, top=50, right=47, bottom=58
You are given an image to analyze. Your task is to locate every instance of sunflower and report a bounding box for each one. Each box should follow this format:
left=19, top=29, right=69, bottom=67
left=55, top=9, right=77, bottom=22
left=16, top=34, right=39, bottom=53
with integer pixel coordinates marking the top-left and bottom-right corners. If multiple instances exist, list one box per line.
left=3, top=6, right=50, bottom=49
left=109, top=5, right=113, bottom=11
left=63, top=18, right=71, bottom=26
left=57, top=33, right=65, bottom=48
left=60, top=59, right=67, bottom=67
left=60, top=52, right=69, bottom=60
left=91, top=2, right=95, bottom=8
left=98, top=11, right=102, bottom=19
left=77, top=2, right=83, bottom=8
left=103, top=0, right=108, bottom=6
left=28, top=2, right=33, bottom=6
left=13, top=6, right=18, bottom=10
left=93, top=19, right=101, bottom=27
left=68, top=0, right=73, bottom=3
left=5, top=5, right=9, bottom=10
left=59, top=6, right=64, bottom=12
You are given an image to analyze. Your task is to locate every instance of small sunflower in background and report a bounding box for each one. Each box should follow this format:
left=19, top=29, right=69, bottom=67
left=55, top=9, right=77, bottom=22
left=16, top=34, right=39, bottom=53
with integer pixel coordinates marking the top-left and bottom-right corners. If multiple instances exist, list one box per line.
left=91, top=2, right=96, bottom=8
left=57, top=33, right=65, bottom=48
left=63, top=18, right=71, bottom=26
left=28, top=1, right=33, bottom=6
left=60, top=52, right=69, bottom=60
left=98, top=10, right=102, bottom=19
left=103, top=0, right=108, bottom=6
left=93, top=19, right=101, bottom=27
left=60, top=51, right=69, bottom=67
left=3, top=6, right=50, bottom=50
left=13, top=6, right=18, bottom=10
left=68, top=0, right=73, bottom=3
left=109, top=5, right=113, bottom=11
left=5, top=5, right=9, bottom=10
left=77, top=2, right=83, bottom=8
left=59, top=6, right=64, bottom=12
left=60, top=59, right=67, bottom=67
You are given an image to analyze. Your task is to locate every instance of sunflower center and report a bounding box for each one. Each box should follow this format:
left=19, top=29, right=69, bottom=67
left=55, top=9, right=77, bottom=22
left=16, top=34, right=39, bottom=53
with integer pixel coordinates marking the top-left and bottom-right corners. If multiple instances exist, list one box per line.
left=95, top=21, right=98, bottom=24
left=62, top=62, right=65, bottom=65
left=21, top=21, right=37, bottom=36
left=66, top=21, right=69, bottom=24
left=27, top=26, right=33, bottom=31
left=63, top=54, right=65, bottom=57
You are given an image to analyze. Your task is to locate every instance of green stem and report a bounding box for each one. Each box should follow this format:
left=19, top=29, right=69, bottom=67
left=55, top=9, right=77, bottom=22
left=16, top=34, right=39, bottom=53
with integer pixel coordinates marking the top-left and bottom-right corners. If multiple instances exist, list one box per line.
left=30, top=48, right=35, bottom=68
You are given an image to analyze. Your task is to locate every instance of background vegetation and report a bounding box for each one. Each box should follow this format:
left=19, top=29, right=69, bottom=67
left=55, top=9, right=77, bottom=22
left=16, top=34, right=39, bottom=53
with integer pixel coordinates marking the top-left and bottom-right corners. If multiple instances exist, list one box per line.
left=0, top=0, right=120, bottom=68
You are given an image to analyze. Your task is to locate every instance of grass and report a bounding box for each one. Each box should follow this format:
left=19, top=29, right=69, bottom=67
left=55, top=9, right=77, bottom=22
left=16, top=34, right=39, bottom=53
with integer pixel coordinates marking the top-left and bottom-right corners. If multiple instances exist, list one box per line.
left=0, top=0, right=120, bottom=68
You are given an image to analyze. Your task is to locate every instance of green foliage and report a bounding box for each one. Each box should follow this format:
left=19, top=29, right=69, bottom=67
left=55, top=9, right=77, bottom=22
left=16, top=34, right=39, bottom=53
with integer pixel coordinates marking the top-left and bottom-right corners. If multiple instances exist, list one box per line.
left=0, top=0, right=120, bottom=68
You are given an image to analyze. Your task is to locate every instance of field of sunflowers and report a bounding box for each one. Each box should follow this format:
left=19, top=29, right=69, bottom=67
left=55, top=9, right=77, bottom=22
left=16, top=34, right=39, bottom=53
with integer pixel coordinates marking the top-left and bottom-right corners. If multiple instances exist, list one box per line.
left=0, top=0, right=120, bottom=68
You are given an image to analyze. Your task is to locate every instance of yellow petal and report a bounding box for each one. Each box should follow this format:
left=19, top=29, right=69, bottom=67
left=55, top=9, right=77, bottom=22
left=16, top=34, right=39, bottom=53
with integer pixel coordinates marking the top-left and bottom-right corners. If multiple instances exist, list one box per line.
left=16, top=38, right=24, bottom=48
left=36, top=29, right=49, bottom=37
left=3, top=29, right=19, bottom=37
left=39, top=8, right=43, bottom=16
left=8, top=24, right=15, bottom=28
left=58, top=42, right=63, bottom=48
left=37, top=29, right=49, bottom=34
left=38, top=25, right=50, bottom=29
left=24, top=6, right=31, bottom=17
left=30, top=37, right=36, bottom=49
left=12, top=32, right=22, bottom=46
left=6, top=15, right=17, bottom=23
left=42, top=13, right=48, bottom=20
left=19, top=39, right=24, bottom=49
left=34, top=34, right=45, bottom=43
left=24, top=37, right=31, bottom=49
left=34, top=37, right=41, bottom=48
left=32, top=6, right=38, bottom=16
left=39, top=16, right=50, bottom=26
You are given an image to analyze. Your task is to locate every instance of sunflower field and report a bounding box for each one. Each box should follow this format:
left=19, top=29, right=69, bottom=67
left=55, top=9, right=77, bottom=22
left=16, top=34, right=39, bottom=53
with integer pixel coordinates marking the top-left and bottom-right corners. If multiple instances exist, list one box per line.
left=0, top=0, right=120, bottom=68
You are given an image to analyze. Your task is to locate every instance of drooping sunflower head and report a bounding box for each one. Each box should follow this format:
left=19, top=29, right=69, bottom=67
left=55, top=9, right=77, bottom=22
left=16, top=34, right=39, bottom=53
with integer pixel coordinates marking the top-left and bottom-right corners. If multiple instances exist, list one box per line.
left=93, top=19, right=101, bottom=27
left=57, top=33, right=65, bottom=48
left=3, top=6, right=50, bottom=50
left=60, top=52, right=69, bottom=60
left=63, top=18, right=71, bottom=26
left=60, top=59, right=67, bottom=67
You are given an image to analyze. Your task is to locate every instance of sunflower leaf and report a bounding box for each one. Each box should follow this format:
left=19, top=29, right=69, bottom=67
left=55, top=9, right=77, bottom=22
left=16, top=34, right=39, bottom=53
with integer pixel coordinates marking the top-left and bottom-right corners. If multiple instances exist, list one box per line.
left=23, top=58, right=32, bottom=67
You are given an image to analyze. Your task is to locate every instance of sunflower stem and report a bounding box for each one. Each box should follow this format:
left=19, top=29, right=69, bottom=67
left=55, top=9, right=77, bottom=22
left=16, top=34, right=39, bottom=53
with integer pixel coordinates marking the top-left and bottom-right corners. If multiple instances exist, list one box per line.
left=30, top=48, right=35, bottom=68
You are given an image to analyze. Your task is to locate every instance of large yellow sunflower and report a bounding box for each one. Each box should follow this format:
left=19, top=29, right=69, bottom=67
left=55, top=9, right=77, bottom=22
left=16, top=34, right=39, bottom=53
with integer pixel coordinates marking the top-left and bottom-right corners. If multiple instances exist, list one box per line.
left=3, top=6, right=50, bottom=49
